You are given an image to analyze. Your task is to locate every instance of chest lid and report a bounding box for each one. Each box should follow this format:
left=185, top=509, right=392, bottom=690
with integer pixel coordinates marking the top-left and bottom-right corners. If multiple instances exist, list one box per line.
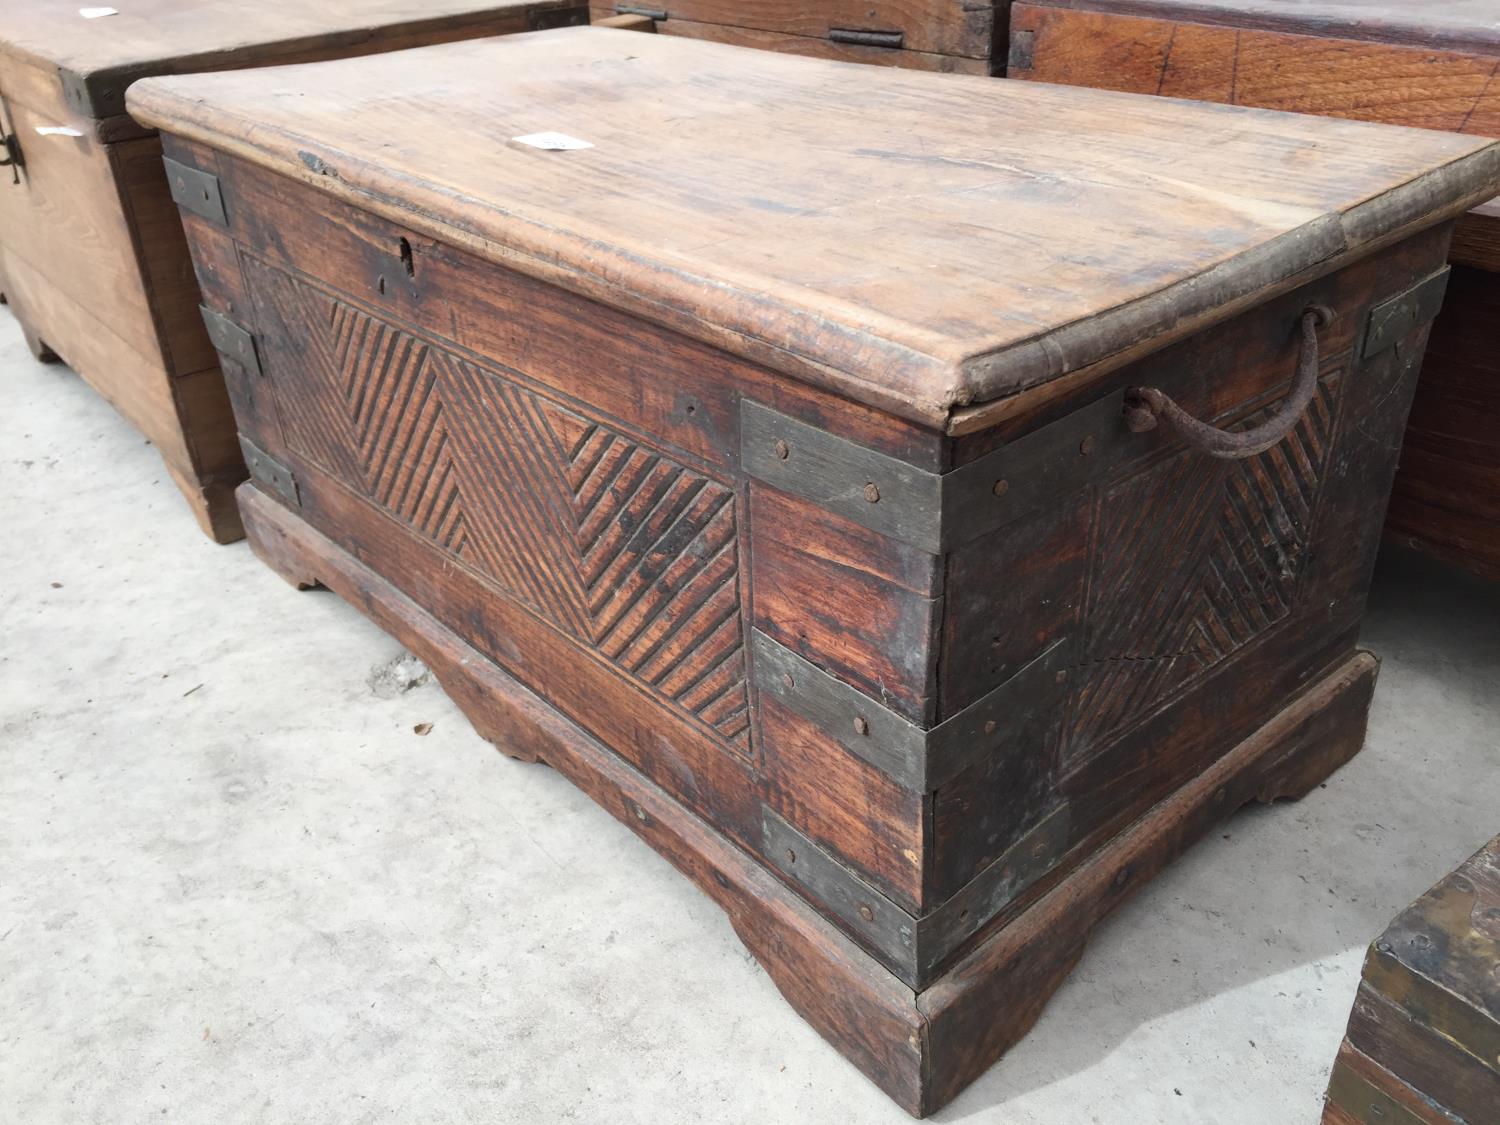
left=1019, top=1, right=1500, bottom=54
left=0, top=0, right=586, bottom=120
left=127, top=27, right=1500, bottom=429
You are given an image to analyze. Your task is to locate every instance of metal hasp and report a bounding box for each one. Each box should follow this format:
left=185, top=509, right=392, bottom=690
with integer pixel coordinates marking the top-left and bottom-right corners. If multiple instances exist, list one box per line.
left=0, top=130, right=21, bottom=185
left=1363, top=268, right=1450, bottom=358
left=829, top=28, right=905, bottom=49
left=238, top=436, right=300, bottom=509
left=200, top=306, right=262, bottom=377
left=164, top=156, right=228, bottom=225
left=763, top=804, right=1069, bottom=988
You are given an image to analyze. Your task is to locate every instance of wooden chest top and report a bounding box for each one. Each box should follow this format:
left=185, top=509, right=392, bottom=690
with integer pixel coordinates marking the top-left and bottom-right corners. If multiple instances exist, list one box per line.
left=127, top=27, right=1500, bottom=427
left=0, top=0, right=586, bottom=119
left=1015, top=0, right=1500, bottom=52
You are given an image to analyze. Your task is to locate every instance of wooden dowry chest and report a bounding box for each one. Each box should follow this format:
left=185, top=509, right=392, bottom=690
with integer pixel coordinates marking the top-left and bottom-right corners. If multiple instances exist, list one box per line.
left=0, top=0, right=587, bottom=543
left=1323, top=832, right=1500, bottom=1124
left=1007, top=0, right=1500, bottom=583
left=129, top=28, right=1500, bottom=1114
left=589, top=0, right=1006, bottom=73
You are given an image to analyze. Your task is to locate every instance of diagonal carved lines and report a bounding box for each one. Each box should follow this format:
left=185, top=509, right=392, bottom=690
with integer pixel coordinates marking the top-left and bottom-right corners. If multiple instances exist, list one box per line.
left=433, top=349, right=596, bottom=640
left=1068, top=374, right=1342, bottom=762
left=253, top=263, right=750, bottom=754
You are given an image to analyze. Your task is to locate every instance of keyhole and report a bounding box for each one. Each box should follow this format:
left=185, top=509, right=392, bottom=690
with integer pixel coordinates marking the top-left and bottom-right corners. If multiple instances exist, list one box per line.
left=398, top=237, right=415, bottom=278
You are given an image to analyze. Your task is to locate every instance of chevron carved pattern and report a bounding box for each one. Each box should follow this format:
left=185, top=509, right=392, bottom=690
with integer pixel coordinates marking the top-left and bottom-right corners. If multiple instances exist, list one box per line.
left=1065, top=372, right=1344, bottom=765
left=250, top=264, right=750, bottom=754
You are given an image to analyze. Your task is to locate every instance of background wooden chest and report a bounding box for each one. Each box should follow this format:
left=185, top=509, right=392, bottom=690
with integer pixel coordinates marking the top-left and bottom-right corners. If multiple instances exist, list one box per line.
left=129, top=27, right=1500, bottom=1115
left=1007, top=0, right=1500, bottom=583
left=1323, top=831, right=1500, bottom=1124
left=0, top=0, right=588, bottom=543
left=589, top=0, right=1008, bottom=73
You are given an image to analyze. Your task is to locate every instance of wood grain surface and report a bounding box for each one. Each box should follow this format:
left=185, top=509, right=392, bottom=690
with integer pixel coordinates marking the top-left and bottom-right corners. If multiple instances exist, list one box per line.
left=0, top=0, right=586, bottom=88
left=127, top=27, right=1500, bottom=427
left=1011, top=4, right=1500, bottom=133
left=1008, top=0, right=1500, bottom=53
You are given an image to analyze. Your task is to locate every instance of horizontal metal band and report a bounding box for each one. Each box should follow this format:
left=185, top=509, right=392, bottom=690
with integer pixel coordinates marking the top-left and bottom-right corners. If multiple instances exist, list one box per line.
left=1363, top=268, right=1450, bottom=358
left=761, top=808, right=917, bottom=980
left=742, top=394, right=1149, bottom=552
left=239, top=435, right=299, bottom=508
left=200, top=305, right=261, bottom=377
left=914, top=803, right=1069, bottom=980
left=761, top=804, right=1071, bottom=988
left=1324, top=1055, right=1428, bottom=1125
left=753, top=630, right=1071, bottom=792
left=165, top=156, right=228, bottom=225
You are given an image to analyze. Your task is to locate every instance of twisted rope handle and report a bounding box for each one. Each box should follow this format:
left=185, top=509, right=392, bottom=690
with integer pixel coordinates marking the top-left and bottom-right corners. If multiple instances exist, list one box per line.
left=1123, top=305, right=1334, bottom=460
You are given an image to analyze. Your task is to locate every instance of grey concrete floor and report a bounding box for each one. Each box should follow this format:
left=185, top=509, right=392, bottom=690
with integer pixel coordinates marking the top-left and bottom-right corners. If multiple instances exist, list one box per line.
left=2, top=309, right=1497, bottom=1125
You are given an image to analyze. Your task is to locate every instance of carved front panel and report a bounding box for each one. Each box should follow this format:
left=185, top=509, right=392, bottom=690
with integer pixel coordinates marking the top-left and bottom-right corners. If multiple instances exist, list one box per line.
left=1063, top=369, right=1346, bottom=770
left=245, top=258, right=751, bottom=755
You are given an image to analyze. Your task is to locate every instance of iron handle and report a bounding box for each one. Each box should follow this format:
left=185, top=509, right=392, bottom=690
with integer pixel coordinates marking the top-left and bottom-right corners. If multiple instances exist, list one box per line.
left=1122, top=305, right=1333, bottom=460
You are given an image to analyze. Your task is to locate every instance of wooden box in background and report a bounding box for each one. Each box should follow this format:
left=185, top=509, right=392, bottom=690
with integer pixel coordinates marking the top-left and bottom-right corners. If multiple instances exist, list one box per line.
left=1008, top=0, right=1500, bottom=582
left=590, top=0, right=1010, bottom=73
left=129, top=28, right=1500, bottom=1115
left=0, top=0, right=587, bottom=543
left=1323, top=831, right=1500, bottom=1124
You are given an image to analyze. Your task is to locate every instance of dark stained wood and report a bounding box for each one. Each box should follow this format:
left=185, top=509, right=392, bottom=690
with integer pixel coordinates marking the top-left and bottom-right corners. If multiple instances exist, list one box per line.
left=1009, top=0, right=1500, bottom=580
left=1386, top=264, right=1500, bottom=582
left=0, top=0, right=588, bottom=541
left=144, top=29, right=1491, bottom=1114
left=595, top=11, right=993, bottom=73
left=1322, top=831, right=1500, bottom=1124
left=126, top=29, right=1500, bottom=429
left=589, top=2, right=1001, bottom=71
left=240, top=482, right=1379, bottom=1118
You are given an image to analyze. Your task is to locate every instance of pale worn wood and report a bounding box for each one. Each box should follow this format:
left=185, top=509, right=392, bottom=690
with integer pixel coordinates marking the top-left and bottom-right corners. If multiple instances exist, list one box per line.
left=0, top=0, right=587, bottom=121
left=127, top=28, right=1500, bottom=427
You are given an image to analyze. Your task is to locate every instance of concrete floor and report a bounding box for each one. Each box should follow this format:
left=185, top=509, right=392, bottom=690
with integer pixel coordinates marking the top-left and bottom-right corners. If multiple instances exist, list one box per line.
left=2, top=310, right=1497, bottom=1125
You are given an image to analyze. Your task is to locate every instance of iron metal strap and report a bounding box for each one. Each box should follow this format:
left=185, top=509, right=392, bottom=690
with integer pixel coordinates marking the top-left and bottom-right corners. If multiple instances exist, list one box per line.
left=1122, top=305, right=1334, bottom=460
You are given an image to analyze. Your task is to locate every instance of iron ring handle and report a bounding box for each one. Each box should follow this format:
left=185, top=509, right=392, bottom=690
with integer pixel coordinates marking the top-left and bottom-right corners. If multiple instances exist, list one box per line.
left=1122, top=305, right=1334, bottom=460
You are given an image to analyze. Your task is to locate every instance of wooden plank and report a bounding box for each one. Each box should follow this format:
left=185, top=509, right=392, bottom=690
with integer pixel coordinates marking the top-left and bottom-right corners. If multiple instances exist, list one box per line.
left=127, top=29, right=1500, bottom=427
left=641, top=14, right=992, bottom=72
left=1007, top=0, right=1500, bottom=54
left=0, top=0, right=589, bottom=119
left=0, top=97, right=164, bottom=368
left=1011, top=4, right=1500, bottom=133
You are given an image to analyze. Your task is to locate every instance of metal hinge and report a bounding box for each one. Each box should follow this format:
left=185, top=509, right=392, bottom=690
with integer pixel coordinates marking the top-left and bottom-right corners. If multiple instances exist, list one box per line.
left=238, top=436, right=300, bottom=508
left=1362, top=267, right=1450, bottom=359
left=829, top=28, right=905, bottom=49
left=200, top=305, right=262, bottom=376
left=164, top=156, right=228, bottom=225
left=753, top=631, right=1070, bottom=792
left=742, top=394, right=1151, bottom=553
left=1007, top=28, right=1035, bottom=71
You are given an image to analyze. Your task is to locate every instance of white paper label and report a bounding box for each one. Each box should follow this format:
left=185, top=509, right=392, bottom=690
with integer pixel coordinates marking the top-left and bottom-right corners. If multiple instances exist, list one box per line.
left=79, top=6, right=119, bottom=17
left=512, top=132, right=593, bottom=151
left=36, top=126, right=85, bottom=137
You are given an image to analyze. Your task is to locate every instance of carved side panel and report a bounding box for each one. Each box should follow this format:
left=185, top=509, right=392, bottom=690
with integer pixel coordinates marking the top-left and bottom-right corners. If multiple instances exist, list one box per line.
left=1063, top=369, right=1346, bottom=770
left=245, top=258, right=751, bottom=755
